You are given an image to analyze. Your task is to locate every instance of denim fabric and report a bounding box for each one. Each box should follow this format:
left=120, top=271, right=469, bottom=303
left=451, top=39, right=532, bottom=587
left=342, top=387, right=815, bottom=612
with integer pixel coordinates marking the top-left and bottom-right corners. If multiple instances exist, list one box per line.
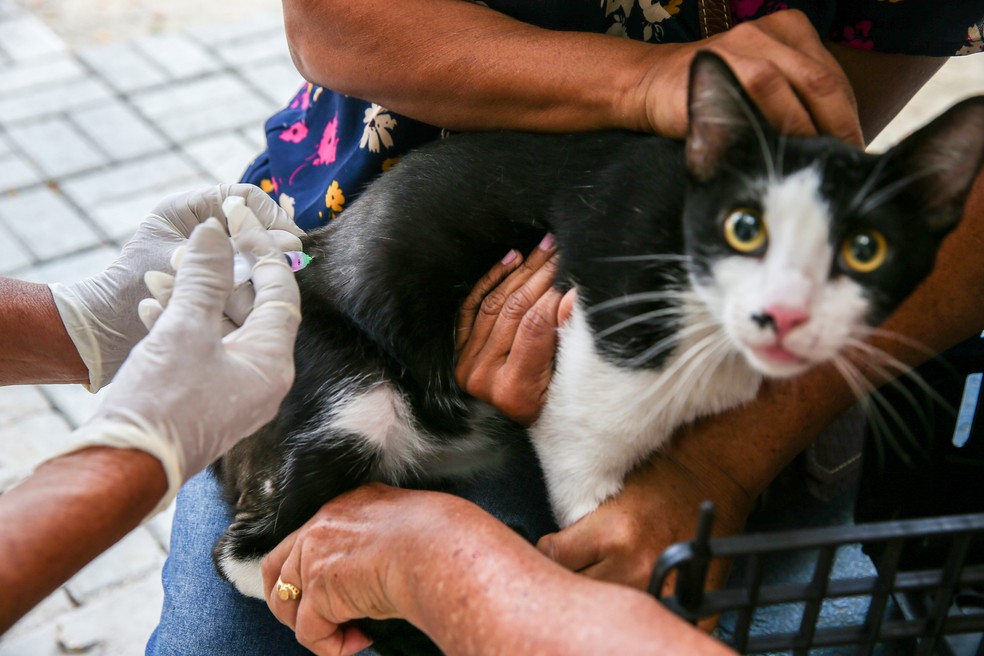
left=147, top=445, right=557, bottom=654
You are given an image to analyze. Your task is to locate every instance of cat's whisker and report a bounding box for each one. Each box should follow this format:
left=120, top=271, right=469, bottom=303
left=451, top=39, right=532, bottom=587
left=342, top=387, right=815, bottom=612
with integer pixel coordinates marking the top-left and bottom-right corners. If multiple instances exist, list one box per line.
left=624, top=319, right=716, bottom=368
left=830, top=355, right=921, bottom=467
left=858, top=163, right=948, bottom=217
left=593, top=254, right=693, bottom=264
left=844, top=338, right=956, bottom=415
left=722, top=84, right=776, bottom=181
left=844, top=152, right=891, bottom=217
left=863, top=327, right=942, bottom=362
left=595, top=306, right=687, bottom=340
left=586, top=289, right=690, bottom=315
left=629, top=321, right=722, bottom=370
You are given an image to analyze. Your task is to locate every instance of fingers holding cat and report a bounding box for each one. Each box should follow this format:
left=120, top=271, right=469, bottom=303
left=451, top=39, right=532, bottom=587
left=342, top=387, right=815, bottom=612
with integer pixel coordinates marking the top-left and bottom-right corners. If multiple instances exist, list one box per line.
left=455, top=234, right=575, bottom=426
left=642, top=9, right=863, bottom=147
left=536, top=449, right=753, bottom=593
left=262, top=485, right=414, bottom=655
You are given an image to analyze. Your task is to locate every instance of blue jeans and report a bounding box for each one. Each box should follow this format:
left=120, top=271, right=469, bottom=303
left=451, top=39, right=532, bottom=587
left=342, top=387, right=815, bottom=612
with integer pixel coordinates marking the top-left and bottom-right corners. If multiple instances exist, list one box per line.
left=147, top=444, right=558, bottom=655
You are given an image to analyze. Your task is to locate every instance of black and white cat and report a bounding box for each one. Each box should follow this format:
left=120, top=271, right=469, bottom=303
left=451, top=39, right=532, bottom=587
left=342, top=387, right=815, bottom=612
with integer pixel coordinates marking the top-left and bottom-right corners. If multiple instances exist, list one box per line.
left=213, top=52, right=984, bottom=597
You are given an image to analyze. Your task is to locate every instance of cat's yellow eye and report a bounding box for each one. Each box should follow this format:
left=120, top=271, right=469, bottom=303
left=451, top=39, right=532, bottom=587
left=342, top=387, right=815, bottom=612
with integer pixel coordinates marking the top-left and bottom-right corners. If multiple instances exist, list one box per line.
left=723, top=209, right=767, bottom=254
left=841, top=230, right=888, bottom=273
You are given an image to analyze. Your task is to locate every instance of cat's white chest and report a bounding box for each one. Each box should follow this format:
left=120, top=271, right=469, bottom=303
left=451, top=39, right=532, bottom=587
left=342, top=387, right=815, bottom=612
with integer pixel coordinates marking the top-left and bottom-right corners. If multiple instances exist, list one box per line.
left=530, top=304, right=761, bottom=526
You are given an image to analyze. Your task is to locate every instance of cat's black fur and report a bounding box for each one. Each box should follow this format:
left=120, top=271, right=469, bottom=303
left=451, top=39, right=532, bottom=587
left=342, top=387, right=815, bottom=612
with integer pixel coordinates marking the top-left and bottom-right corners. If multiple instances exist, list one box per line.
left=212, top=53, right=984, bottom=654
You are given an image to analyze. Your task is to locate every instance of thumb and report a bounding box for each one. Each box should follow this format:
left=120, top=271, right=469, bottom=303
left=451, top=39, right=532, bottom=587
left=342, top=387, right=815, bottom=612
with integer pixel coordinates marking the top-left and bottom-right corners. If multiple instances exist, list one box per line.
left=536, top=523, right=603, bottom=573
left=167, top=218, right=235, bottom=326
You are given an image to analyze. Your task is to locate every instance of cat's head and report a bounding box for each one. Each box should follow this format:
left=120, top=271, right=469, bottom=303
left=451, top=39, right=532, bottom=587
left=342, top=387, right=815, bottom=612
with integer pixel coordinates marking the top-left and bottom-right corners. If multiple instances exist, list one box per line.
left=680, top=52, right=984, bottom=379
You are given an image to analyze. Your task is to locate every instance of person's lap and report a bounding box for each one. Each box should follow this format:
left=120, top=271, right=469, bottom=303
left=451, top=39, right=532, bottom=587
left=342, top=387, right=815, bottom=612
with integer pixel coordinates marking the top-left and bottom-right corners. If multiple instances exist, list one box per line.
left=147, top=443, right=558, bottom=655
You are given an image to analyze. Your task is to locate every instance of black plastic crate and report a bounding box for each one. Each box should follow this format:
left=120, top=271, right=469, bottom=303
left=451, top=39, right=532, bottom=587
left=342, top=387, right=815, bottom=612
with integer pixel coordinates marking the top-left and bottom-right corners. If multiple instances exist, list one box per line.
left=650, top=503, right=984, bottom=655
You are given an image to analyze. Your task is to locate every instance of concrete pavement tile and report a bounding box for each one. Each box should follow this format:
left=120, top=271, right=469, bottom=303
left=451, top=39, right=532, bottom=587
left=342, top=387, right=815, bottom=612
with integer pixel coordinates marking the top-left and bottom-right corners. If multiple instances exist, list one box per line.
left=185, top=10, right=283, bottom=45
left=243, top=60, right=302, bottom=106
left=0, top=152, right=43, bottom=191
left=0, top=16, right=66, bottom=62
left=0, top=410, right=74, bottom=492
left=57, top=572, right=164, bottom=656
left=145, top=502, right=176, bottom=553
left=77, top=40, right=169, bottom=93
left=87, top=182, right=199, bottom=243
left=182, top=133, right=258, bottom=183
left=0, top=385, right=50, bottom=427
left=6, top=117, right=109, bottom=178
left=0, top=223, right=32, bottom=273
left=131, top=73, right=275, bottom=141
left=65, top=528, right=166, bottom=603
left=0, top=187, right=101, bottom=260
left=0, top=621, right=62, bottom=656
left=19, top=245, right=119, bottom=285
left=40, top=384, right=107, bottom=429
left=239, top=125, right=268, bottom=152
left=214, top=29, right=291, bottom=67
left=70, top=99, right=169, bottom=162
left=59, top=152, right=201, bottom=209
left=0, top=55, right=84, bottom=96
left=0, top=590, right=74, bottom=648
left=132, top=32, right=220, bottom=80
left=0, top=77, right=112, bottom=123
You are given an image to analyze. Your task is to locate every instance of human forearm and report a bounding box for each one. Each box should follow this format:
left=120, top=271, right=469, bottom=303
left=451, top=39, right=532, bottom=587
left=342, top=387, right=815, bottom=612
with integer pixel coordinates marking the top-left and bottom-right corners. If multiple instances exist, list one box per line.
left=284, top=0, right=648, bottom=133
left=0, top=447, right=166, bottom=632
left=284, top=3, right=861, bottom=142
left=395, top=497, right=734, bottom=656
left=0, top=277, right=87, bottom=386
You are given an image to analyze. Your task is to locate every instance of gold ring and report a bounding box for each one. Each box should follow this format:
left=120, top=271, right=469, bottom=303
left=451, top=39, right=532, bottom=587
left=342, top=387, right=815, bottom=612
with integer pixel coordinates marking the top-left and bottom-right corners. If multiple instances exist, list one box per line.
left=275, top=577, right=302, bottom=601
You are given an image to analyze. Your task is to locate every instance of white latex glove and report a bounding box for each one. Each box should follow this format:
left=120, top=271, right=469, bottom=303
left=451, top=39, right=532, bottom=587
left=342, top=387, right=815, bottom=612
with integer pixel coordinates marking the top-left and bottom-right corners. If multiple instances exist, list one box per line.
left=49, top=183, right=304, bottom=392
left=59, top=211, right=301, bottom=516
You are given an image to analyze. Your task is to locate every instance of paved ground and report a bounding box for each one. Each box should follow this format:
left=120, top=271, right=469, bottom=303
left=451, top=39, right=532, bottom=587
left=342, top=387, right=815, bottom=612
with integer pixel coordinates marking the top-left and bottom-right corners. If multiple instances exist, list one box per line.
left=0, top=0, right=982, bottom=652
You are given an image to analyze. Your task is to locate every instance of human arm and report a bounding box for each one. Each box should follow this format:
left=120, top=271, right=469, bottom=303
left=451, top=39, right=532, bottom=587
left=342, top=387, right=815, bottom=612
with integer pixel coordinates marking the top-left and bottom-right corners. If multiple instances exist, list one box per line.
left=0, top=217, right=301, bottom=632
left=284, top=2, right=862, bottom=143
left=0, top=447, right=166, bottom=633
left=0, top=278, right=88, bottom=385
left=262, top=484, right=737, bottom=656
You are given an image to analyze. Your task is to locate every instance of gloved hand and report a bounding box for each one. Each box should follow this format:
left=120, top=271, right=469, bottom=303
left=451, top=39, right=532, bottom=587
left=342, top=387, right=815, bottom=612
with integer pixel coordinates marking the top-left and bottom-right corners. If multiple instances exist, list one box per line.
left=49, top=183, right=304, bottom=392
left=60, top=210, right=301, bottom=516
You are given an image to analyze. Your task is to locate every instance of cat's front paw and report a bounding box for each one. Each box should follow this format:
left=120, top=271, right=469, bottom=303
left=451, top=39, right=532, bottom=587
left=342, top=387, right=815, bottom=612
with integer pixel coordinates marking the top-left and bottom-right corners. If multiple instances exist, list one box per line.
left=214, top=548, right=266, bottom=599
left=550, top=474, right=625, bottom=528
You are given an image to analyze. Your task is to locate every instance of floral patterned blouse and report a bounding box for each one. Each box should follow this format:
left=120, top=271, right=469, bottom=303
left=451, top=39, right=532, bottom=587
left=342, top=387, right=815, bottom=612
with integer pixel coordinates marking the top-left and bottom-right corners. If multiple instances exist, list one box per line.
left=241, top=0, right=984, bottom=231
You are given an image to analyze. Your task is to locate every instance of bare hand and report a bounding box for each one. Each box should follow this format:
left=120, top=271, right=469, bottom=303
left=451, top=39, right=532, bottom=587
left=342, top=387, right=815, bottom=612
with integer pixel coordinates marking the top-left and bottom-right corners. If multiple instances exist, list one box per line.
left=536, top=445, right=754, bottom=592
left=640, top=9, right=863, bottom=146
left=262, top=485, right=416, bottom=655
left=454, top=235, right=575, bottom=425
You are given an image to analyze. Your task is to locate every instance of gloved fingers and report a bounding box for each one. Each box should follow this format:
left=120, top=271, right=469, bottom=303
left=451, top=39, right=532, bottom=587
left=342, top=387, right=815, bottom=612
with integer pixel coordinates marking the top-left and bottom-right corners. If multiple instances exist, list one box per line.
left=268, top=229, right=304, bottom=253
left=170, top=245, right=187, bottom=270
left=223, top=282, right=256, bottom=327
left=166, top=218, right=235, bottom=328
left=229, top=200, right=283, bottom=261
left=144, top=270, right=175, bottom=307
left=231, top=183, right=306, bottom=237
left=137, top=298, right=164, bottom=331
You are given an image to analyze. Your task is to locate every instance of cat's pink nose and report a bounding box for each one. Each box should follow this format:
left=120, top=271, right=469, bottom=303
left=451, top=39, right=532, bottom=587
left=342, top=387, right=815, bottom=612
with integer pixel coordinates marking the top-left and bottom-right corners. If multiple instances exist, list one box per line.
left=751, top=305, right=809, bottom=338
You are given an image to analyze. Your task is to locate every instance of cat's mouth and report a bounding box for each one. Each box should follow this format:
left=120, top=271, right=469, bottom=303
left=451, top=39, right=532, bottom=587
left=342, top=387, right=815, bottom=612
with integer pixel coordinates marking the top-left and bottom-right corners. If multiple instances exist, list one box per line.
left=746, top=344, right=812, bottom=378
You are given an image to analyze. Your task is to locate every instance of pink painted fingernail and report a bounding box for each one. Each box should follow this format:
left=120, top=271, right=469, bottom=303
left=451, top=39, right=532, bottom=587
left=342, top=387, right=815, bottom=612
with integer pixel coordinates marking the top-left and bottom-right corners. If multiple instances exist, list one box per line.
left=538, top=233, right=555, bottom=251
left=501, top=249, right=519, bottom=265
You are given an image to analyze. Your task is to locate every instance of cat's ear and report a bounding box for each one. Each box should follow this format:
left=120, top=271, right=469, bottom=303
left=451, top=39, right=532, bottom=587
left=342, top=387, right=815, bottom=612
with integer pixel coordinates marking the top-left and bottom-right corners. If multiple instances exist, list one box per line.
left=881, top=96, right=984, bottom=234
left=685, top=51, right=770, bottom=182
